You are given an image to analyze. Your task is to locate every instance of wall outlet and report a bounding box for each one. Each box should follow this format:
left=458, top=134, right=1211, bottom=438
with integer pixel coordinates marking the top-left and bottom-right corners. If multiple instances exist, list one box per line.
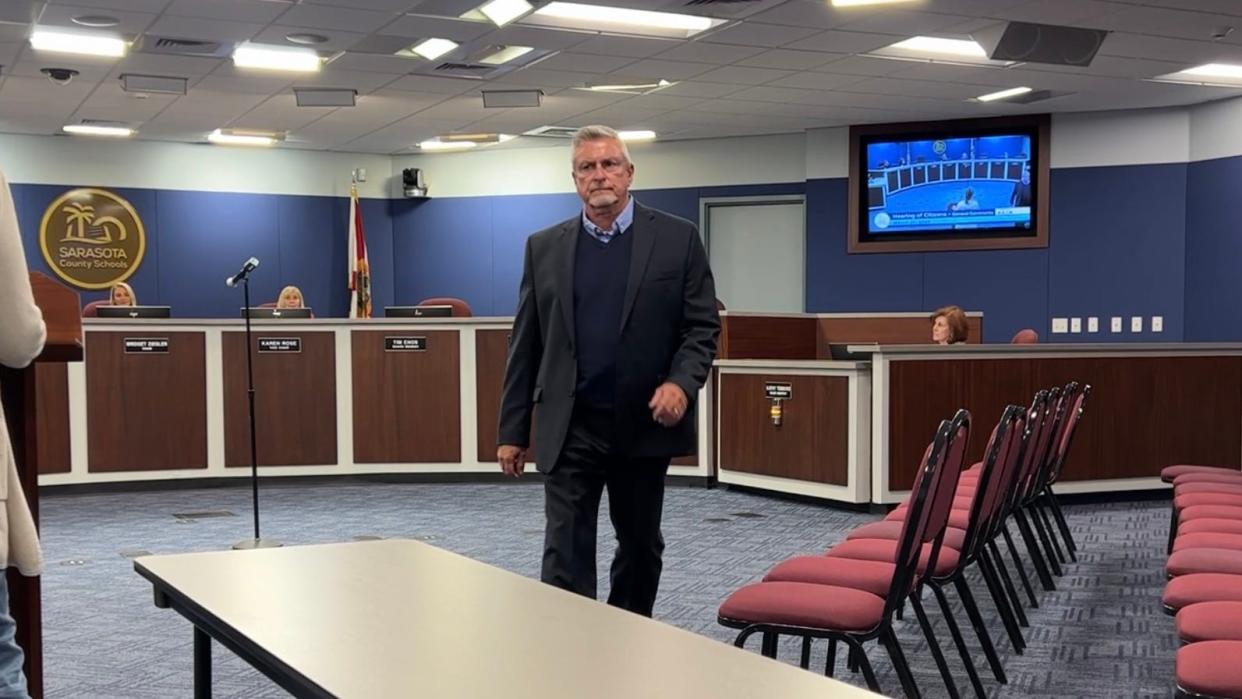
left=1051, top=318, right=1068, bottom=334
left=1087, top=317, right=1099, bottom=333
left=1070, top=317, right=1082, bottom=333
left=1152, top=316, right=1164, bottom=333
left=1111, top=317, right=1122, bottom=333
left=1131, top=316, right=1143, bottom=333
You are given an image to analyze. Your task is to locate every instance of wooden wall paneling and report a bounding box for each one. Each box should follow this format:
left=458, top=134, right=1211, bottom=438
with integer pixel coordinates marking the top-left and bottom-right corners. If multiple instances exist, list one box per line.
left=352, top=330, right=460, bottom=463
left=719, top=373, right=848, bottom=485
left=223, top=332, right=337, bottom=467
left=475, top=329, right=511, bottom=463
left=86, top=332, right=207, bottom=471
left=34, top=364, right=70, bottom=474
left=816, top=316, right=984, bottom=356
left=719, top=316, right=818, bottom=359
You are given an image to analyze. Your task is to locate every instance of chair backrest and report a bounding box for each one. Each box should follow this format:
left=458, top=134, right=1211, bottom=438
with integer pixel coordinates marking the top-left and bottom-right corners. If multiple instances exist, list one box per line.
left=1044, top=383, right=1090, bottom=487
left=885, top=420, right=953, bottom=616
left=1010, top=329, right=1039, bottom=344
left=917, top=409, right=971, bottom=586
left=417, top=297, right=473, bottom=317
left=1015, top=385, right=1063, bottom=505
left=82, top=299, right=108, bottom=317
left=1000, top=389, right=1054, bottom=521
left=1021, top=384, right=1077, bottom=504
left=953, top=404, right=1025, bottom=565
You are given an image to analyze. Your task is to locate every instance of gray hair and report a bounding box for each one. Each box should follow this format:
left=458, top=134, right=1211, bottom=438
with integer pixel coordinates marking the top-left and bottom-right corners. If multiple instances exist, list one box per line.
left=571, top=125, right=632, bottom=164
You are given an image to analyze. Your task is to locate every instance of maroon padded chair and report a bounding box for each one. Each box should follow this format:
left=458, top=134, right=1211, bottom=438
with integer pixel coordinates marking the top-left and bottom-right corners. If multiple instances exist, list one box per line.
left=1163, top=574, right=1242, bottom=614
left=1164, top=465, right=1242, bottom=484
left=81, top=299, right=109, bottom=317
left=1010, top=328, right=1039, bottom=344
left=718, top=418, right=959, bottom=698
left=416, top=297, right=473, bottom=317
left=1175, top=641, right=1242, bottom=699
left=1176, top=601, right=1242, bottom=643
left=1167, top=548, right=1242, bottom=577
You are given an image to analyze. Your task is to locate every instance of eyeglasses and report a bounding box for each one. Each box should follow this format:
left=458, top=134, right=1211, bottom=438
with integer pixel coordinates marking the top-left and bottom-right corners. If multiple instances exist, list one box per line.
left=574, top=157, right=627, bottom=177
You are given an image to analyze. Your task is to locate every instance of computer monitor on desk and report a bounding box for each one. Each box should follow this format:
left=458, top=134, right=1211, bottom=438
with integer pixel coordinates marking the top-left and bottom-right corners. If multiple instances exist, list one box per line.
left=95, top=305, right=172, bottom=319
left=242, top=307, right=312, bottom=319
left=827, top=343, right=877, bottom=361
left=385, top=305, right=453, bottom=318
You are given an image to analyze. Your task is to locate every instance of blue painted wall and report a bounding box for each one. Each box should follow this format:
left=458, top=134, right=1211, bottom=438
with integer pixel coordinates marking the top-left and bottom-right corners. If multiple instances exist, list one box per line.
left=12, top=184, right=394, bottom=318
left=1185, top=155, right=1242, bottom=341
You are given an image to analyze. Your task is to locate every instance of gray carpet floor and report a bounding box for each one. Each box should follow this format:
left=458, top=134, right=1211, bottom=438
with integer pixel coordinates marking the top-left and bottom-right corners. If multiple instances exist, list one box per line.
left=35, top=481, right=1175, bottom=698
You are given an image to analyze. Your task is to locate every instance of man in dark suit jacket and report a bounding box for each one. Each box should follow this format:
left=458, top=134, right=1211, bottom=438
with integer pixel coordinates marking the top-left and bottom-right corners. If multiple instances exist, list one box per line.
left=497, top=125, right=720, bottom=617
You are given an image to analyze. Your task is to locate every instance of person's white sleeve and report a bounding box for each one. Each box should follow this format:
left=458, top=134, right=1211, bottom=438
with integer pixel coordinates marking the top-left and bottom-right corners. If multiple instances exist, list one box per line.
left=0, top=169, right=47, bottom=369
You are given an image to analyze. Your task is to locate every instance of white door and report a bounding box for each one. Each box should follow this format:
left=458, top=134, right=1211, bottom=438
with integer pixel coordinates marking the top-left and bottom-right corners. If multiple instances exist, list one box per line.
left=702, top=197, right=805, bottom=313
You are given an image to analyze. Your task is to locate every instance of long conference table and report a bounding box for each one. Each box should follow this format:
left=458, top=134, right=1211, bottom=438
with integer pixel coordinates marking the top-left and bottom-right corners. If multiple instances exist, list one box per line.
left=133, top=539, right=878, bottom=698
left=36, top=313, right=1242, bottom=506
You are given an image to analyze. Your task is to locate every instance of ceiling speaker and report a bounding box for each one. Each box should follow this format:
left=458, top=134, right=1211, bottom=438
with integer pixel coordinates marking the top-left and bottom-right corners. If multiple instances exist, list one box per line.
left=974, top=22, right=1108, bottom=67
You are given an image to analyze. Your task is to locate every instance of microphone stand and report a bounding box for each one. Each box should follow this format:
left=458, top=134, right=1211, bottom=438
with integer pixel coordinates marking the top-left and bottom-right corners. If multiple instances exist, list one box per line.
left=233, top=273, right=280, bottom=550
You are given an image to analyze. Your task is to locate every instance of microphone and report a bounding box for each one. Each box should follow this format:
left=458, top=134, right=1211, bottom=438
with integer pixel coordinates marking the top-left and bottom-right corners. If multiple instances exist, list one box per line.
left=225, top=257, right=260, bottom=287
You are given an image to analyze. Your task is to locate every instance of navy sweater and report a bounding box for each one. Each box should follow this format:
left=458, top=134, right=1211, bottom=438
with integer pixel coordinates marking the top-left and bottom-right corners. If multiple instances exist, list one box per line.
left=573, top=224, right=634, bottom=407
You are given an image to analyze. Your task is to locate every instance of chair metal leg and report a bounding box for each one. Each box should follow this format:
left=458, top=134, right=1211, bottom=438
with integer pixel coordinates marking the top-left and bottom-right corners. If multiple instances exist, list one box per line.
left=978, top=555, right=1026, bottom=653
left=1168, top=505, right=1180, bottom=555
left=825, top=638, right=838, bottom=678
left=194, top=626, right=211, bottom=699
left=986, top=541, right=1029, bottom=626
left=847, top=638, right=881, bottom=692
left=928, top=581, right=993, bottom=696
left=761, top=631, right=778, bottom=658
left=1001, top=524, right=1039, bottom=607
left=1035, top=500, right=1069, bottom=565
left=946, top=578, right=1008, bottom=684
left=800, top=636, right=812, bottom=669
left=1044, top=486, right=1078, bottom=553
left=733, top=627, right=757, bottom=648
left=1016, top=508, right=1061, bottom=583
left=880, top=628, right=922, bottom=699
left=909, top=593, right=961, bottom=699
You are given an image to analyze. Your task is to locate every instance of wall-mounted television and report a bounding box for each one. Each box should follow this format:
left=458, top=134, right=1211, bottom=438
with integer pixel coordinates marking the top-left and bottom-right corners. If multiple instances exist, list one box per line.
left=848, top=114, right=1050, bottom=253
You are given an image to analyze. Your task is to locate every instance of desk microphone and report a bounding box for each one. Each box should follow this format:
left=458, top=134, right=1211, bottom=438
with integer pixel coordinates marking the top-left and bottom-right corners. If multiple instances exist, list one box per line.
left=225, top=257, right=260, bottom=287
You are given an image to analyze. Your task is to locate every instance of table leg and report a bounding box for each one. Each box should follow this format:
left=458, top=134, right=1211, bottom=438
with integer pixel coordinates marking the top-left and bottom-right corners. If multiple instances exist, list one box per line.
left=194, top=627, right=211, bottom=699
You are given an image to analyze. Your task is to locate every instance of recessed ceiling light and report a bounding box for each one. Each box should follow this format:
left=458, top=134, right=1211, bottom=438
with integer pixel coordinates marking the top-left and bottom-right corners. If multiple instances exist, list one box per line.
left=585, top=79, right=673, bottom=93
left=208, top=129, right=277, bottom=147
left=233, top=43, right=321, bottom=72
left=1151, top=63, right=1242, bottom=87
left=887, top=36, right=987, bottom=58
left=478, top=0, right=533, bottom=26
left=479, top=45, right=534, bottom=65
left=1179, top=63, right=1242, bottom=79
left=30, top=29, right=126, bottom=57
left=831, top=0, right=917, bottom=5
left=63, top=124, right=133, bottom=137
left=976, top=86, right=1032, bottom=102
left=526, top=2, right=725, bottom=39
left=410, top=38, right=458, bottom=60
left=619, top=130, right=656, bottom=141
left=71, top=15, right=120, bottom=28
left=285, top=33, right=329, bottom=46
left=419, top=139, right=478, bottom=151
left=121, top=74, right=188, bottom=95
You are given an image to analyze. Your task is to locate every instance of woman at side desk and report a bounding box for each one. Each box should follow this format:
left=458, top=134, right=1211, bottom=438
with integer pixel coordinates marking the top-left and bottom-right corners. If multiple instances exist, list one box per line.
left=276, top=285, right=305, bottom=309
left=109, top=282, right=136, bottom=306
left=931, top=305, right=969, bottom=345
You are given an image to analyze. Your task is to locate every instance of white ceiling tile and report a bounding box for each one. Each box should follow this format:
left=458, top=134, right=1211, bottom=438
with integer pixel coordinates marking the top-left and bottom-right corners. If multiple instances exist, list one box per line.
left=651, top=80, right=747, bottom=98
left=737, top=49, right=838, bottom=71
left=482, top=26, right=592, bottom=52
left=295, top=67, right=402, bottom=91
left=0, top=1, right=40, bottom=25
left=617, top=59, right=715, bottom=80
left=112, top=52, right=223, bottom=77
left=767, top=70, right=865, bottom=91
left=9, top=54, right=118, bottom=82
left=532, top=52, right=637, bottom=74
left=44, top=0, right=173, bottom=13
left=378, top=15, right=497, bottom=42
left=70, top=82, right=177, bottom=122
left=249, top=26, right=367, bottom=53
left=35, top=4, right=159, bottom=36
left=690, top=65, right=794, bottom=85
left=492, top=67, right=601, bottom=88
left=302, top=0, right=423, bottom=11
left=143, top=15, right=266, bottom=43
left=845, top=76, right=997, bottom=101
left=327, top=52, right=420, bottom=74
left=194, top=67, right=295, bottom=95
left=700, top=22, right=821, bottom=49
left=838, top=9, right=972, bottom=35
left=1003, top=0, right=1116, bottom=25
left=653, top=41, right=764, bottom=64
left=783, top=30, right=899, bottom=54
left=230, top=93, right=335, bottom=132
left=163, top=0, right=292, bottom=23
left=383, top=73, right=481, bottom=94
left=277, top=4, right=397, bottom=34
left=813, top=54, right=910, bottom=77
left=1100, top=32, right=1242, bottom=64
left=747, top=1, right=855, bottom=30
left=565, top=35, right=681, bottom=59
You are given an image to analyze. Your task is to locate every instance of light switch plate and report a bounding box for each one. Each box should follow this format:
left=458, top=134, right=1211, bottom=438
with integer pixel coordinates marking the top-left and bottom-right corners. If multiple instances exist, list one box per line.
left=1087, top=317, right=1099, bottom=333
left=1152, top=316, right=1164, bottom=332
left=1131, top=316, right=1143, bottom=333
left=1051, top=318, right=1068, bottom=334
left=1111, top=317, right=1122, bottom=333
left=1070, top=317, right=1082, bottom=333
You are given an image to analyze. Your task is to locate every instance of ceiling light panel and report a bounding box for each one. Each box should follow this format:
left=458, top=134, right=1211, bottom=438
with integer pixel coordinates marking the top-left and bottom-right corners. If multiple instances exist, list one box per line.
left=523, top=2, right=726, bottom=39
left=410, top=38, right=459, bottom=60
left=31, top=29, right=126, bottom=57
left=233, top=43, right=321, bottom=72
left=976, top=86, right=1032, bottom=102
left=479, top=0, right=533, bottom=27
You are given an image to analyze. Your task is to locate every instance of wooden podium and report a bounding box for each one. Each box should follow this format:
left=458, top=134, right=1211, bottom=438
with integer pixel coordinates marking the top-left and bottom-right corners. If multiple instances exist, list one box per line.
left=0, top=273, right=82, bottom=699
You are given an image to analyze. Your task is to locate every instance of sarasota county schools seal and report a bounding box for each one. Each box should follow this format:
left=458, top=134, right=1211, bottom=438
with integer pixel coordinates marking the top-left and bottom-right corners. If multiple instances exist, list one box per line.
left=39, top=188, right=145, bottom=289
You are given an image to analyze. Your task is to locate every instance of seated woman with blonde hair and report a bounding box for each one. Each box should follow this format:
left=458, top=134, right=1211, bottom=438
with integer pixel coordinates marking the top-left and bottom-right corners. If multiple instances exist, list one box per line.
left=276, top=285, right=304, bottom=309
left=930, top=305, right=969, bottom=345
left=109, top=282, right=136, bottom=307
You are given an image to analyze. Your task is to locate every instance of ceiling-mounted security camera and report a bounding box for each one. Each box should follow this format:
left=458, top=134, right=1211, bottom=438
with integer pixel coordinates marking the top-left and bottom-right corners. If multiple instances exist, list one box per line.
left=41, top=67, right=79, bottom=85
